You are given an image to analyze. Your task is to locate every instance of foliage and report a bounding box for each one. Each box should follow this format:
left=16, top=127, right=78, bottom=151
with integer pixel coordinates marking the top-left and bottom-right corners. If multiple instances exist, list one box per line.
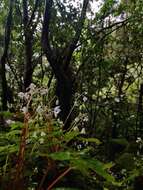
left=0, top=0, right=143, bottom=189
left=0, top=85, right=120, bottom=190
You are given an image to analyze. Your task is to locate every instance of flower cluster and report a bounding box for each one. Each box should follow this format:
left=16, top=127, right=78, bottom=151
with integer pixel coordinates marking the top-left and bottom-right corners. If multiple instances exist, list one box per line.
left=136, top=137, right=142, bottom=143
left=18, top=83, right=49, bottom=114
left=53, top=106, right=61, bottom=118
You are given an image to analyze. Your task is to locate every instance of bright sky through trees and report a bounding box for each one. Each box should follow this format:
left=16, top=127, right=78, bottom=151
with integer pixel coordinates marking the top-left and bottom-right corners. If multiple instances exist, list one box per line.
left=72, top=0, right=103, bottom=13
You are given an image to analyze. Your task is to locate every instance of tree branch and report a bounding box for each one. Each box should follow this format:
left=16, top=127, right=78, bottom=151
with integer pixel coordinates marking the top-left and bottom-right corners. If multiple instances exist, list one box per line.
left=64, top=0, right=89, bottom=68
left=41, top=0, right=53, bottom=61
left=28, top=0, right=40, bottom=27
left=23, top=0, right=28, bottom=27
left=96, top=19, right=129, bottom=34
left=75, top=19, right=129, bottom=50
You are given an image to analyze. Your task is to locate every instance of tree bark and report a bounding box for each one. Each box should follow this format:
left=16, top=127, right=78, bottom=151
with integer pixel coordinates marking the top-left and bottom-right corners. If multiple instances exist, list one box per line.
left=56, top=65, right=74, bottom=129
left=22, top=0, right=40, bottom=91
left=23, top=32, right=33, bottom=91
left=0, top=0, right=14, bottom=110
left=22, top=0, right=32, bottom=91
left=137, top=83, right=143, bottom=136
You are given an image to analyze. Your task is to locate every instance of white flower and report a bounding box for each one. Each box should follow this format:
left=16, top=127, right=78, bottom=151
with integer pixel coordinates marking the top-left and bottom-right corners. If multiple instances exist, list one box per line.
left=74, top=100, right=78, bottom=106
left=53, top=106, right=61, bottom=118
left=73, top=126, right=79, bottom=132
left=114, top=97, right=120, bottom=103
left=26, top=139, right=30, bottom=144
left=136, top=137, right=142, bottom=143
left=83, top=116, right=88, bottom=122
left=24, top=92, right=30, bottom=100
left=18, top=92, right=25, bottom=99
left=5, top=64, right=10, bottom=71
left=56, top=99, right=59, bottom=105
left=41, top=88, right=48, bottom=95
left=29, top=83, right=36, bottom=90
left=6, top=119, right=15, bottom=125
left=57, top=119, right=63, bottom=126
left=21, top=106, right=28, bottom=114
left=80, top=128, right=86, bottom=134
left=41, top=131, right=46, bottom=137
left=77, top=144, right=82, bottom=150
left=75, top=117, right=80, bottom=123
left=36, top=106, right=43, bottom=114
left=92, top=81, right=96, bottom=85
left=83, top=96, right=88, bottom=102
left=39, top=138, right=44, bottom=144
left=130, top=115, right=135, bottom=118
left=121, top=169, right=126, bottom=174
left=137, top=150, right=140, bottom=156
left=92, top=94, right=96, bottom=100
left=34, top=167, right=38, bottom=173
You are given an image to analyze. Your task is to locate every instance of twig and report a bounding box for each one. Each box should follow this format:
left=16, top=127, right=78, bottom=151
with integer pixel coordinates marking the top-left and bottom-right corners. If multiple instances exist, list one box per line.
left=47, top=167, right=74, bottom=190
left=13, top=112, right=30, bottom=189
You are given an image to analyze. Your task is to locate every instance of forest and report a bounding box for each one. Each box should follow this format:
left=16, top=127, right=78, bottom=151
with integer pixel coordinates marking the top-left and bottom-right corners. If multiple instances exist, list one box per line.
left=0, top=0, right=143, bottom=189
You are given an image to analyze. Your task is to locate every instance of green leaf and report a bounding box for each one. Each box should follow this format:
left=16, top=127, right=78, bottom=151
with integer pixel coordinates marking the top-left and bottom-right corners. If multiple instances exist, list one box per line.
left=78, top=137, right=101, bottom=145
left=10, top=122, right=23, bottom=130
left=0, top=144, right=18, bottom=155
left=87, top=159, right=122, bottom=186
left=50, top=151, right=72, bottom=161
left=88, top=159, right=114, bottom=180
left=123, top=169, right=139, bottom=183
left=103, top=162, right=115, bottom=170
left=6, top=130, right=21, bottom=137
left=64, top=131, right=79, bottom=143
left=0, top=111, right=13, bottom=118
left=71, top=158, right=89, bottom=176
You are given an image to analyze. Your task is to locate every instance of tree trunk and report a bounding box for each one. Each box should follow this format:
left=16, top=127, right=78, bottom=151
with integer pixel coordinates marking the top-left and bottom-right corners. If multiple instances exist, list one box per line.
left=137, top=83, right=143, bottom=136
left=55, top=67, right=74, bottom=130
left=0, top=0, right=14, bottom=110
left=0, top=54, right=8, bottom=110
left=22, top=0, right=40, bottom=91
left=22, top=0, right=33, bottom=91
left=47, top=58, right=74, bottom=130
left=23, top=32, right=33, bottom=91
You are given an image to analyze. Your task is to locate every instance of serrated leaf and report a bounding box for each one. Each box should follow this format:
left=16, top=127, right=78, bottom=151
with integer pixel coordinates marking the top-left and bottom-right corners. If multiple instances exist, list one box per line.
left=88, top=159, right=114, bottom=180
left=87, top=159, right=121, bottom=186
left=10, top=122, right=23, bottom=130
left=0, top=144, right=18, bottom=155
left=71, top=158, right=89, bottom=176
left=6, top=130, right=20, bottom=137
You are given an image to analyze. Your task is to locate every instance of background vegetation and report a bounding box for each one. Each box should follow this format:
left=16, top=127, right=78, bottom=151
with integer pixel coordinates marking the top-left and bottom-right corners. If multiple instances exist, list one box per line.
left=0, top=0, right=143, bottom=189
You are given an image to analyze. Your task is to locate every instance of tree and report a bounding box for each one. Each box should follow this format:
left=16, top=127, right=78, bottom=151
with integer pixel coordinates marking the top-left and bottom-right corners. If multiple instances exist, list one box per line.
left=42, top=0, right=89, bottom=130
left=0, top=0, right=14, bottom=110
left=22, top=0, right=41, bottom=91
